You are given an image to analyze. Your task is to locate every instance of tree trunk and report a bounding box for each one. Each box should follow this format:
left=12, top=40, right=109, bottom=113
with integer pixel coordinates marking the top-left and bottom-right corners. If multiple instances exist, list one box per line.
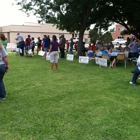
left=77, top=29, right=85, bottom=57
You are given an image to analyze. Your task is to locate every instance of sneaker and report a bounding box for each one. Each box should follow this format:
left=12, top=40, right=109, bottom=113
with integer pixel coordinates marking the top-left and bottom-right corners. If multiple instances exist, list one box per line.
left=131, top=71, right=134, bottom=73
left=2, top=98, right=6, bottom=100
left=129, top=82, right=136, bottom=85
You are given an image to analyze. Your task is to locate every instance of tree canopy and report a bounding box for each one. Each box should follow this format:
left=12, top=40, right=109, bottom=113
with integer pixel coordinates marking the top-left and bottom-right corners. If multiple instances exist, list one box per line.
left=16, top=0, right=103, bottom=55
left=89, top=27, right=113, bottom=44
left=15, top=0, right=140, bottom=55
left=94, top=0, right=140, bottom=39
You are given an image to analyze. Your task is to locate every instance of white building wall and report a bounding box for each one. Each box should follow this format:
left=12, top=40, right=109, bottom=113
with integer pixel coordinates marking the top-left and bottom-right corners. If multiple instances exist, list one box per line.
left=0, top=23, right=89, bottom=43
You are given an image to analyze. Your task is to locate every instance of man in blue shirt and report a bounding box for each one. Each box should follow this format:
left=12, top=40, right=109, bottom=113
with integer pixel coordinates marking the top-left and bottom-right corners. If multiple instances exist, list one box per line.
left=43, top=35, right=49, bottom=58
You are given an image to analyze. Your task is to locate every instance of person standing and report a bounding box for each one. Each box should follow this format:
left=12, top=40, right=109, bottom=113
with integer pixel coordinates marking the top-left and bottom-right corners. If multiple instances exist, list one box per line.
left=59, top=34, right=66, bottom=58
left=48, top=35, right=50, bottom=48
left=0, top=43, right=9, bottom=99
left=69, top=38, right=74, bottom=54
left=110, top=42, right=114, bottom=49
left=30, top=37, right=35, bottom=56
left=25, top=35, right=31, bottom=57
left=42, top=35, right=49, bottom=58
left=48, top=35, right=59, bottom=71
left=128, top=38, right=139, bottom=58
left=66, top=40, right=70, bottom=52
left=0, top=33, right=7, bottom=50
left=15, top=33, right=25, bottom=56
left=82, top=42, right=87, bottom=56
left=126, top=37, right=130, bottom=48
left=36, top=37, right=42, bottom=55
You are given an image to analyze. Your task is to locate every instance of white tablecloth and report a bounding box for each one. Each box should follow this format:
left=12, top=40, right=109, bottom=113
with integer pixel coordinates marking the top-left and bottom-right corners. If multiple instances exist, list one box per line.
left=96, top=52, right=119, bottom=57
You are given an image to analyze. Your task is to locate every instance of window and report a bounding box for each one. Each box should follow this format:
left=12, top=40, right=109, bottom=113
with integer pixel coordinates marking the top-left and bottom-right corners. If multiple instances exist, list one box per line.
left=118, top=36, right=124, bottom=39
left=118, top=28, right=125, bottom=31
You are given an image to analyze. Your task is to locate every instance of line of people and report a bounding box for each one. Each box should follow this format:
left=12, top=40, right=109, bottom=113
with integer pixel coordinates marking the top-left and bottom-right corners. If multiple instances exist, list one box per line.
left=15, top=33, right=51, bottom=57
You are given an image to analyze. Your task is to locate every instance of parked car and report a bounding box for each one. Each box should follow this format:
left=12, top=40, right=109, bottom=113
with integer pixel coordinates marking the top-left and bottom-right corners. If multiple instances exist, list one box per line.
left=112, top=38, right=126, bottom=45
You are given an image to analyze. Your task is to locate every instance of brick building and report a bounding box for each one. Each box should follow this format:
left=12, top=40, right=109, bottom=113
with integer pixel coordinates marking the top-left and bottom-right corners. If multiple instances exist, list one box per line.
left=111, top=24, right=133, bottom=40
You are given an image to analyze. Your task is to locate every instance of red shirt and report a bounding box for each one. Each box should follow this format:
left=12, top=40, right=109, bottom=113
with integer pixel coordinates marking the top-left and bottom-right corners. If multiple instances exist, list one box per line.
left=26, top=38, right=31, bottom=46
left=91, top=44, right=96, bottom=51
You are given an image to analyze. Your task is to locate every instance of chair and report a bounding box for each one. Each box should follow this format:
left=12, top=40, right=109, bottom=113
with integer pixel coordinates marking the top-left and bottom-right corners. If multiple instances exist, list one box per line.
left=102, top=54, right=109, bottom=60
left=86, top=51, right=95, bottom=64
left=102, top=54, right=111, bottom=67
left=124, top=51, right=129, bottom=58
left=116, top=53, right=126, bottom=68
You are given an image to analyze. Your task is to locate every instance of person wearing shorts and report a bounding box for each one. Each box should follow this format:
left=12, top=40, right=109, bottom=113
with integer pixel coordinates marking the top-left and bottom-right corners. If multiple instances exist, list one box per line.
left=42, top=35, right=49, bottom=58
left=48, top=35, right=59, bottom=71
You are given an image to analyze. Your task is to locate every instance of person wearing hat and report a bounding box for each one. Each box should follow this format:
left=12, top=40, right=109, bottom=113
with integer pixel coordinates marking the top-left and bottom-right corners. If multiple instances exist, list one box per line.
left=59, top=34, right=66, bottom=58
left=15, top=33, right=25, bottom=56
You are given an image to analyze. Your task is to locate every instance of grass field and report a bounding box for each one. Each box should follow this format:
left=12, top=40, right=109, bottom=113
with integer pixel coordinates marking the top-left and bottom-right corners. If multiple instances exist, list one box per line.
left=0, top=52, right=140, bottom=140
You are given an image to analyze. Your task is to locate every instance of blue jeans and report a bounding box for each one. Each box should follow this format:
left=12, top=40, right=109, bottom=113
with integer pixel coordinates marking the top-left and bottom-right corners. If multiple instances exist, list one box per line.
left=132, top=67, right=140, bottom=84
left=70, top=46, right=73, bottom=54
left=0, top=64, right=6, bottom=98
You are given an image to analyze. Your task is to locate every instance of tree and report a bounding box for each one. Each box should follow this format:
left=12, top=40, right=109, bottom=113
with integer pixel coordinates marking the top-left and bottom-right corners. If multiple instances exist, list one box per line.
left=101, top=32, right=113, bottom=44
left=15, top=0, right=140, bottom=55
left=89, top=27, right=113, bottom=45
left=15, top=0, right=104, bottom=56
left=89, top=28, right=101, bottom=44
left=94, top=0, right=140, bottom=40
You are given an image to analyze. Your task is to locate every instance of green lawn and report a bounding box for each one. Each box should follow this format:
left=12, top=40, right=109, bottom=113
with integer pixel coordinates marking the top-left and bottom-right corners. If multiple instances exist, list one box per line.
left=0, top=53, right=140, bottom=140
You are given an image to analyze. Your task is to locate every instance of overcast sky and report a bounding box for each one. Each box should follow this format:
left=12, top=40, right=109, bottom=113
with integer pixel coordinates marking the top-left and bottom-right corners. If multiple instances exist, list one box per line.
left=0, top=0, right=39, bottom=26
left=0, top=0, right=115, bottom=30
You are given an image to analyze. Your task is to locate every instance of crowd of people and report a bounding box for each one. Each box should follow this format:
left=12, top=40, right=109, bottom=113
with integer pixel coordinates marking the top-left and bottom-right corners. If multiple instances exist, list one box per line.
left=15, top=32, right=140, bottom=86
left=0, top=33, right=140, bottom=100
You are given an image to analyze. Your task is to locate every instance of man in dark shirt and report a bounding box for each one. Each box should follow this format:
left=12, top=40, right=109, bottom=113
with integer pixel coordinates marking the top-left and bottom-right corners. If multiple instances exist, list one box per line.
left=59, top=34, right=66, bottom=58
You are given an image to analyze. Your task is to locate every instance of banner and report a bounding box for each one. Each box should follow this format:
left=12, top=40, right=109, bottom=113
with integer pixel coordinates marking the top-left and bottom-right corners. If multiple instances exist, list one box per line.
left=79, top=56, right=89, bottom=64
left=95, top=57, right=107, bottom=67
left=66, top=54, right=74, bottom=61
